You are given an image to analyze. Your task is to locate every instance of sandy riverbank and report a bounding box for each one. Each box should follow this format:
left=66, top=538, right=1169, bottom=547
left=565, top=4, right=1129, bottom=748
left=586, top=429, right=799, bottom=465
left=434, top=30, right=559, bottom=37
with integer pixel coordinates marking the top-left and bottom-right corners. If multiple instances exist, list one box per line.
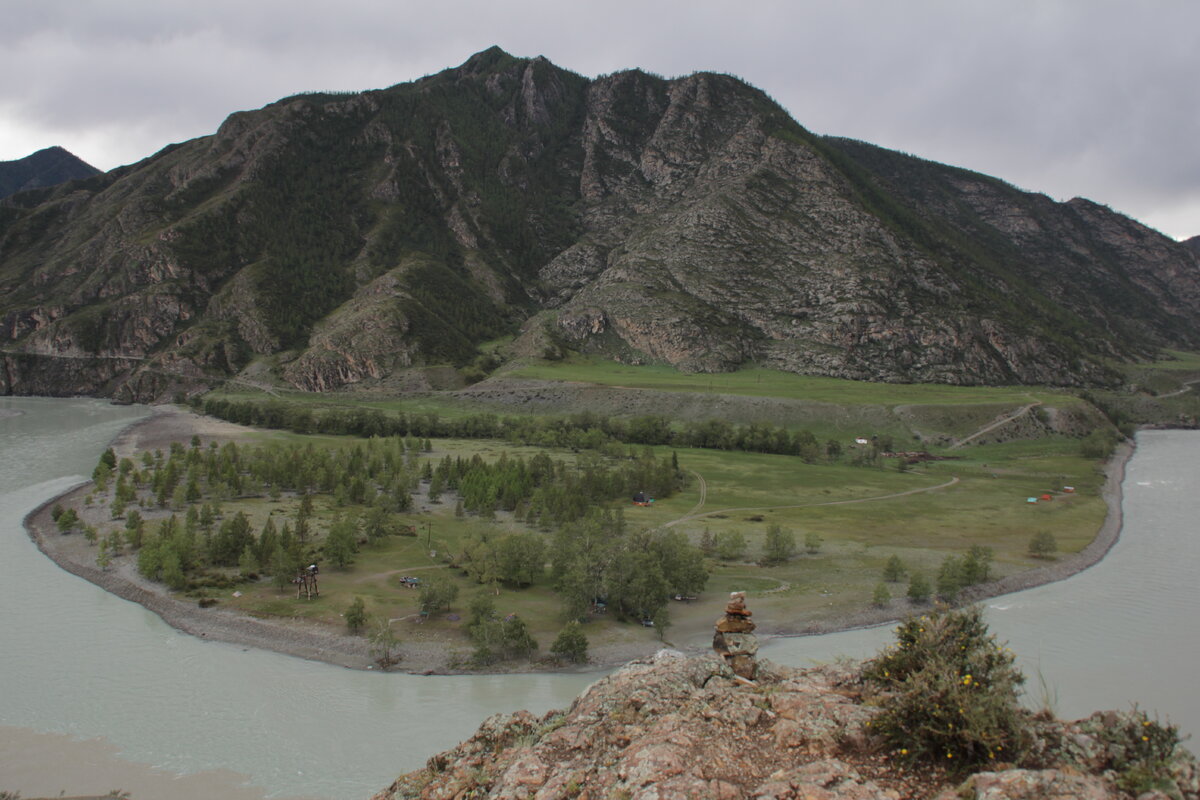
left=24, top=405, right=1136, bottom=675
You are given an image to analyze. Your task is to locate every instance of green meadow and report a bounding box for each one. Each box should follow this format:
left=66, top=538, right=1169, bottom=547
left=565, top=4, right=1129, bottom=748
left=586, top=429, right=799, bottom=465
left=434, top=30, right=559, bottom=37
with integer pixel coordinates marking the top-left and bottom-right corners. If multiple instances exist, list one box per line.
left=154, top=429, right=1107, bottom=662
left=107, top=353, right=1179, bottom=664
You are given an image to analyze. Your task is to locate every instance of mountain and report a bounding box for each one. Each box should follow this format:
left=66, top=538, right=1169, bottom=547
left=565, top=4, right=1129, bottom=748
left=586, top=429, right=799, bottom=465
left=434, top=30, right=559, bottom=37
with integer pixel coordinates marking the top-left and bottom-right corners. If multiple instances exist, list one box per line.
left=2, top=47, right=1199, bottom=401
left=1186, top=236, right=1200, bottom=258
left=0, top=146, right=101, bottom=199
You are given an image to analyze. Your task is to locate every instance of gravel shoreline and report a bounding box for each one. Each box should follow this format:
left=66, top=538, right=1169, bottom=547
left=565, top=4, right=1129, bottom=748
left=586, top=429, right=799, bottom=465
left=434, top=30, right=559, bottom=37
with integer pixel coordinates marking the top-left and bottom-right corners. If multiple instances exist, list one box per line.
left=23, top=406, right=1136, bottom=674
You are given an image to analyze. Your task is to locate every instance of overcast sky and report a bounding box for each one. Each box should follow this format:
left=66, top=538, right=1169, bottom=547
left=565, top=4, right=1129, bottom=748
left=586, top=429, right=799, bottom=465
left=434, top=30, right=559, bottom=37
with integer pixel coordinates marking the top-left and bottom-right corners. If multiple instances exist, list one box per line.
left=2, top=1, right=1196, bottom=240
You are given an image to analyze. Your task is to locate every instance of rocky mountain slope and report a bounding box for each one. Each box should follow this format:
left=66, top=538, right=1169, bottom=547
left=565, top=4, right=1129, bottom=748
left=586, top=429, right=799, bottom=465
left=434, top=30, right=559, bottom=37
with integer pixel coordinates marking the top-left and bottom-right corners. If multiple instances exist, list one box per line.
left=2, top=48, right=1199, bottom=400
left=372, top=650, right=1199, bottom=800
left=0, top=146, right=100, bottom=199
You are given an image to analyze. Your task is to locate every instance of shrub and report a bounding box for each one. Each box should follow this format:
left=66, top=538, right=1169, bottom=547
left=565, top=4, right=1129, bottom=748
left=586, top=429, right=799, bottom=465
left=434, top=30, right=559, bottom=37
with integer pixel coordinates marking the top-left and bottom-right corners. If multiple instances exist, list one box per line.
left=1028, top=530, right=1058, bottom=559
left=1088, top=709, right=1184, bottom=796
left=863, top=605, right=1029, bottom=773
left=550, top=620, right=589, bottom=663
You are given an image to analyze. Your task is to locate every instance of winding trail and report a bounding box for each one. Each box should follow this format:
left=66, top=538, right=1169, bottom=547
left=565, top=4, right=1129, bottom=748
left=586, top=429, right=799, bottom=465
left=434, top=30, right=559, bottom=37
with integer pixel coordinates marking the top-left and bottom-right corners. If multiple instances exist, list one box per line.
left=949, top=401, right=1042, bottom=449
left=1156, top=378, right=1200, bottom=399
left=683, top=470, right=708, bottom=517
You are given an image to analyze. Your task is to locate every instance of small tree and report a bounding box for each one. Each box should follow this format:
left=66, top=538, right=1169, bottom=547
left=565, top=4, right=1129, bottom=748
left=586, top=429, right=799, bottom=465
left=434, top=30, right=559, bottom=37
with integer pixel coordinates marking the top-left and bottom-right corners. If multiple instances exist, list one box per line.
left=370, top=618, right=401, bottom=668
left=500, top=615, right=538, bottom=660
left=96, top=539, right=112, bottom=571
left=345, top=597, right=367, bottom=634
left=804, top=531, right=823, bottom=554
left=883, top=554, right=906, bottom=583
left=714, top=530, right=746, bottom=561
left=56, top=507, right=80, bottom=533
left=872, top=582, right=891, bottom=607
left=238, top=545, right=258, bottom=578
left=1028, top=530, right=1058, bottom=559
left=760, top=523, right=796, bottom=566
left=550, top=620, right=589, bottom=663
left=418, top=576, right=460, bottom=616
left=907, top=572, right=931, bottom=603
left=324, top=516, right=359, bottom=568
left=936, top=555, right=965, bottom=602
left=962, top=545, right=993, bottom=585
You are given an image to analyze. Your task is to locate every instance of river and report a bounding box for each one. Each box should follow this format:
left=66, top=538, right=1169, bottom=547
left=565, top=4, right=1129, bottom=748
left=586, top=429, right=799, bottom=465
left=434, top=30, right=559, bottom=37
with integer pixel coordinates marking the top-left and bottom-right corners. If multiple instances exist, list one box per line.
left=1, top=397, right=1196, bottom=798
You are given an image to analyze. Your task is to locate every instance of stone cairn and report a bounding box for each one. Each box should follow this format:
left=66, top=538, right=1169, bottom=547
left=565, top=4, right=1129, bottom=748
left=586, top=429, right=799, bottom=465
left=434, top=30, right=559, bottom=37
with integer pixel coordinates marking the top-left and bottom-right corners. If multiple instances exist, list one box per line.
left=713, top=591, right=757, bottom=681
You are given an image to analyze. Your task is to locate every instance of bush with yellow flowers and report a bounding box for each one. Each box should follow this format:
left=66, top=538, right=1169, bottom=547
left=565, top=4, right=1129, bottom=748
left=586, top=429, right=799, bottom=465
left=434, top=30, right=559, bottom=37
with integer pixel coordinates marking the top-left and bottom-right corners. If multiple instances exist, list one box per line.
left=862, top=604, right=1029, bottom=773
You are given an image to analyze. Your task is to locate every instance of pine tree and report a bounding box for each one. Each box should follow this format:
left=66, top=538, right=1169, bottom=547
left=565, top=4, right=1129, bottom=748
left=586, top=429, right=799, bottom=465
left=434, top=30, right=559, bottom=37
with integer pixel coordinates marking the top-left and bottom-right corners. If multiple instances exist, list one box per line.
left=907, top=572, right=932, bottom=603
left=345, top=597, right=367, bottom=633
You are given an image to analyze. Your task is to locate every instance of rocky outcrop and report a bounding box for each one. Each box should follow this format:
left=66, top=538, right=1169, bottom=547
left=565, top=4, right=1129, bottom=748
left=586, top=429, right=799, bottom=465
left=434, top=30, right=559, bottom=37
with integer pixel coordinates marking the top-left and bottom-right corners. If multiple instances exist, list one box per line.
left=372, top=651, right=1199, bottom=800
left=3, top=49, right=1200, bottom=399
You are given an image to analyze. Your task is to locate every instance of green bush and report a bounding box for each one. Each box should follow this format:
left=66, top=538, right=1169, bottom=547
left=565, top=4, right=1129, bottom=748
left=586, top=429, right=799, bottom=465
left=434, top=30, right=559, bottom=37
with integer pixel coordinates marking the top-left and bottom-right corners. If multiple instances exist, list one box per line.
left=863, top=605, right=1029, bottom=772
left=1089, top=709, right=1184, bottom=796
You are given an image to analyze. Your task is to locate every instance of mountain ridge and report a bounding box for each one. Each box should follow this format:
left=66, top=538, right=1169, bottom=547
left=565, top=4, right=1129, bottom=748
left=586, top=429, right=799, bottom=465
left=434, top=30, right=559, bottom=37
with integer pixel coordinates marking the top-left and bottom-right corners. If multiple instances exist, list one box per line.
left=2, top=48, right=1198, bottom=401
left=0, top=145, right=101, bottom=199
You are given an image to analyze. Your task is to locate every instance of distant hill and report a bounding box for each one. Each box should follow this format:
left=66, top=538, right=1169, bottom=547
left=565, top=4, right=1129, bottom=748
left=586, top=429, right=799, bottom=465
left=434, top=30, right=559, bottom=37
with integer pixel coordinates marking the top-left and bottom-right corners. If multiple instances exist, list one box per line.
left=2, top=48, right=1199, bottom=401
left=1186, top=236, right=1200, bottom=258
left=0, top=146, right=101, bottom=198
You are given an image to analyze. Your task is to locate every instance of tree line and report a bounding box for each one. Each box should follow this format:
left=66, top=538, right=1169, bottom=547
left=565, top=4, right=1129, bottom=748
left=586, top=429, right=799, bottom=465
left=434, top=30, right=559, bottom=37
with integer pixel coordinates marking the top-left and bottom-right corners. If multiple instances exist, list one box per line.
left=194, top=396, right=841, bottom=462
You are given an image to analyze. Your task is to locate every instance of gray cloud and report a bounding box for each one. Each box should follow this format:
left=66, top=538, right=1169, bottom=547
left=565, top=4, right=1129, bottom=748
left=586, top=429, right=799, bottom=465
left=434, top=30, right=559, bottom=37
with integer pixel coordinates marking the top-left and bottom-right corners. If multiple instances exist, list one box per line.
left=1, top=0, right=1196, bottom=239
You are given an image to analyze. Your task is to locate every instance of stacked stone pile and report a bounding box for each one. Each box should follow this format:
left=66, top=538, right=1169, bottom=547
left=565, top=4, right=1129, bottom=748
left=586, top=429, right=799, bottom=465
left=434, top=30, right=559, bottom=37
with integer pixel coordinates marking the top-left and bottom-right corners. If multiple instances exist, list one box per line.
left=712, top=590, right=758, bottom=680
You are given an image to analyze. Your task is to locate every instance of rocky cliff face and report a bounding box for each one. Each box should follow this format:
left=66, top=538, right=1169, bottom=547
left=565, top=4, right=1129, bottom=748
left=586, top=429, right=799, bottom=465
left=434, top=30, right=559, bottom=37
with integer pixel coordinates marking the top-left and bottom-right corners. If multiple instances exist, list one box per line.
left=3, top=48, right=1199, bottom=400
left=372, top=650, right=1199, bottom=800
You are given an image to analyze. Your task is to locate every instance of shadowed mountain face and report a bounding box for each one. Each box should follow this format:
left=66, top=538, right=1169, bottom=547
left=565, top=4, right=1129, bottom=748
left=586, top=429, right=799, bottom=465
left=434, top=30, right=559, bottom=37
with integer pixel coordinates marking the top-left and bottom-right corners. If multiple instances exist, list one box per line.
left=2, top=47, right=1198, bottom=400
left=0, top=146, right=101, bottom=199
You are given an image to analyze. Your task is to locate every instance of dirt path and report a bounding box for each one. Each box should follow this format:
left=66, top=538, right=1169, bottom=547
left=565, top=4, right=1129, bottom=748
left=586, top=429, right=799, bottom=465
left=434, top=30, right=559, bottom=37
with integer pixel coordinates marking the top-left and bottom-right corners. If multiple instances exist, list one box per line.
left=683, top=470, right=708, bottom=517
left=949, top=401, right=1042, bottom=449
left=350, top=564, right=448, bottom=584
left=1157, top=378, right=1200, bottom=399
left=663, top=475, right=960, bottom=528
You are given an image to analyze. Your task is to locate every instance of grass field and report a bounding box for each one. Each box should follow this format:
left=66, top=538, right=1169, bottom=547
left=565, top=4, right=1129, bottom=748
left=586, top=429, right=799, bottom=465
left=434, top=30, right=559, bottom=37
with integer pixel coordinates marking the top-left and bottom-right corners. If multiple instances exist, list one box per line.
left=116, top=351, right=1153, bottom=666
left=101, top=419, right=1108, bottom=666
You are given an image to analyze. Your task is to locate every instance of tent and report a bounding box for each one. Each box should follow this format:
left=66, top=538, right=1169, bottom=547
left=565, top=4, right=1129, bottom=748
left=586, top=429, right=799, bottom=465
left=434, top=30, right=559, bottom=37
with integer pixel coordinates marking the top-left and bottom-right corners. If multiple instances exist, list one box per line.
left=632, top=491, right=654, bottom=506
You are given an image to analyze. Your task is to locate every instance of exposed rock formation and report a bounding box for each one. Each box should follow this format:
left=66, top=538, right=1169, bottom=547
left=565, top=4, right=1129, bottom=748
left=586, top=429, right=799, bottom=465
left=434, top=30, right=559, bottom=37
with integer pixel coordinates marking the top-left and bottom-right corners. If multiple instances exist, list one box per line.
left=3, top=49, right=1200, bottom=400
left=372, top=651, right=1199, bottom=800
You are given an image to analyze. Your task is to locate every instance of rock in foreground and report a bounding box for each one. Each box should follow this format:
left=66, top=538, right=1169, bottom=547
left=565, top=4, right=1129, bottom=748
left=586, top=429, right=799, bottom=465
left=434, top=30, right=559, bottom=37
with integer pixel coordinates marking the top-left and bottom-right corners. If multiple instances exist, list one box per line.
left=372, top=651, right=1198, bottom=800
